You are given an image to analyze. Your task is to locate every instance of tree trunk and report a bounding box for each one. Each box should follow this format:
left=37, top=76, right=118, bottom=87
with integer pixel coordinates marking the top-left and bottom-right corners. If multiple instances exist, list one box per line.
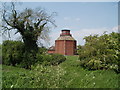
left=22, top=36, right=38, bottom=53
left=22, top=36, right=38, bottom=69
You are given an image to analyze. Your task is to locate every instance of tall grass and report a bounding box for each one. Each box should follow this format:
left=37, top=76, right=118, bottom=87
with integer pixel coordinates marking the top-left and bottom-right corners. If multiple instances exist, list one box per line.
left=2, top=56, right=120, bottom=88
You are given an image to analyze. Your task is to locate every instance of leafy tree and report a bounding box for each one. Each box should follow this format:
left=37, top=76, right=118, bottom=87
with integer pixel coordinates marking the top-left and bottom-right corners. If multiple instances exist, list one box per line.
left=2, top=3, right=56, bottom=69
left=2, top=2, right=56, bottom=53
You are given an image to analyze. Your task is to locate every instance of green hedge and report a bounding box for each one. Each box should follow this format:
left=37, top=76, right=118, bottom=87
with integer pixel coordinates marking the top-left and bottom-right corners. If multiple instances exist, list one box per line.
left=36, top=54, right=66, bottom=66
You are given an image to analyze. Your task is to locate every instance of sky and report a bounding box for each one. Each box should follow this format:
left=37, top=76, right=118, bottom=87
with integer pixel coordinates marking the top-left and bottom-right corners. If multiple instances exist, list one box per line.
left=1, top=2, right=118, bottom=47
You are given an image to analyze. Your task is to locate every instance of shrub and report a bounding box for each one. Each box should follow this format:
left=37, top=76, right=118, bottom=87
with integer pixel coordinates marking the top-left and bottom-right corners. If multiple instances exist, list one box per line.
left=86, top=59, right=102, bottom=70
left=36, top=54, right=43, bottom=64
left=19, top=50, right=37, bottom=69
left=78, top=32, right=120, bottom=73
left=50, top=54, right=66, bottom=65
left=2, top=40, right=34, bottom=69
left=38, top=47, right=47, bottom=54
left=36, top=54, right=66, bottom=66
left=41, top=55, right=52, bottom=66
left=2, top=40, right=24, bottom=66
left=2, top=40, right=66, bottom=69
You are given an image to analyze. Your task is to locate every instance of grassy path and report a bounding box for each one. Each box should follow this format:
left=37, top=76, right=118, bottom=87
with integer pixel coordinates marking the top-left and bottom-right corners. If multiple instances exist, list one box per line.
left=2, top=56, right=120, bottom=88
left=59, top=56, right=119, bottom=88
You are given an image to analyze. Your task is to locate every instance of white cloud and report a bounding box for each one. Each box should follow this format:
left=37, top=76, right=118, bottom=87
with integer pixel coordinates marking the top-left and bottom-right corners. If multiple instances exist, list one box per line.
left=112, top=25, right=120, bottom=33
left=71, top=27, right=119, bottom=45
left=5, top=26, right=118, bottom=47
left=71, top=28, right=108, bottom=45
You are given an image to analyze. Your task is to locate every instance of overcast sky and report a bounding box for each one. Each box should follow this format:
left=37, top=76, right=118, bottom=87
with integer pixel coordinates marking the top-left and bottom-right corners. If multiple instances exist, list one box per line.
left=2, top=2, right=118, bottom=47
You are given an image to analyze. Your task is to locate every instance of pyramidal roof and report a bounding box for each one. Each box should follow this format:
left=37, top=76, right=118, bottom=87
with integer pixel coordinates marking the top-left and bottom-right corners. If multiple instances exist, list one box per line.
left=56, top=30, right=76, bottom=41
left=57, top=36, right=75, bottom=40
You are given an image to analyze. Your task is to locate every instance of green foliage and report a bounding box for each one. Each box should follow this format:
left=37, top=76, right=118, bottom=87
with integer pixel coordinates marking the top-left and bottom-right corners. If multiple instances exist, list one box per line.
left=40, top=55, right=52, bottom=66
left=50, top=54, right=66, bottom=65
left=2, top=56, right=119, bottom=88
left=38, top=47, right=47, bottom=54
left=19, top=50, right=37, bottom=69
left=2, top=40, right=24, bottom=66
left=2, top=40, right=66, bottom=69
left=2, top=40, right=48, bottom=69
left=78, top=32, right=120, bottom=72
left=0, top=44, right=2, bottom=64
left=36, top=54, right=66, bottom=66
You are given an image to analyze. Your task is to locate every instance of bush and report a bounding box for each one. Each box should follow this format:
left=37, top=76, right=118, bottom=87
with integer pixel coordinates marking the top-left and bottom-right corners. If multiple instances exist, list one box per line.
left=50, top=54, right=66, bottom=65
left=2, top=40, right=38, bottom=69
left=38, top=47, right=47, bottom=54
left=2, top=40, right=24, bottom=66
left=2, top=40, right=66, bottom=69
left=41, top=55, right=52, bottom=66
left=86, top=59, right=102, bottom=70
left=19, top=50, right=37, bottom=69
left=78, top=32, right=120, bottom=72
left=36, top=54, right=43, bottom=64
left=36, top=54, right=66, bottom=66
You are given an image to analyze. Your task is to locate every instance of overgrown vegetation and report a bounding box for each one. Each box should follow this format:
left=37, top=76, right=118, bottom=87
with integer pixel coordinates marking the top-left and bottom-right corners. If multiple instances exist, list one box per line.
left=2, top=40, right=24, bottom=66
left=2, top=56, right=119, bottom=88
left=2, top=32, right=120, bottom=88
left=0, top=44, right=2, bottom=64
left=78, top=32, right=120, bottom=73
left=2, top=40, right=66, bottom=69
left=2, top=2, right=56, bottom=69
left=2, top=2, right=119, bottom=88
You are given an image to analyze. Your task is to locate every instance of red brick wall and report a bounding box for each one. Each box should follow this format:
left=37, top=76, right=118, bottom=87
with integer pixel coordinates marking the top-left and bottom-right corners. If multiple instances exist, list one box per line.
left=65, top=41, right=74, bottom=55
left=48, top=50, right=55, bottom=54
left=55, top=40, right=76, bottom=55
left=55, top=40, right=65, bottom=55
left=74, top=40, right=77, bottom=54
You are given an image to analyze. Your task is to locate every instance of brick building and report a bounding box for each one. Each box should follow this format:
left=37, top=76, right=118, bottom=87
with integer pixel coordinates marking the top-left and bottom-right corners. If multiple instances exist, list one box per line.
left=48, top=30, right=77, bottom=55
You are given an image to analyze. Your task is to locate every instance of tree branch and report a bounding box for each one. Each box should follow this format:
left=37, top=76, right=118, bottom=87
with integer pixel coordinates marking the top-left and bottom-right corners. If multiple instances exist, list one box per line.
left=34, top=22, right=47, bottom=38
left=3, top=10, right=13, bottom=27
